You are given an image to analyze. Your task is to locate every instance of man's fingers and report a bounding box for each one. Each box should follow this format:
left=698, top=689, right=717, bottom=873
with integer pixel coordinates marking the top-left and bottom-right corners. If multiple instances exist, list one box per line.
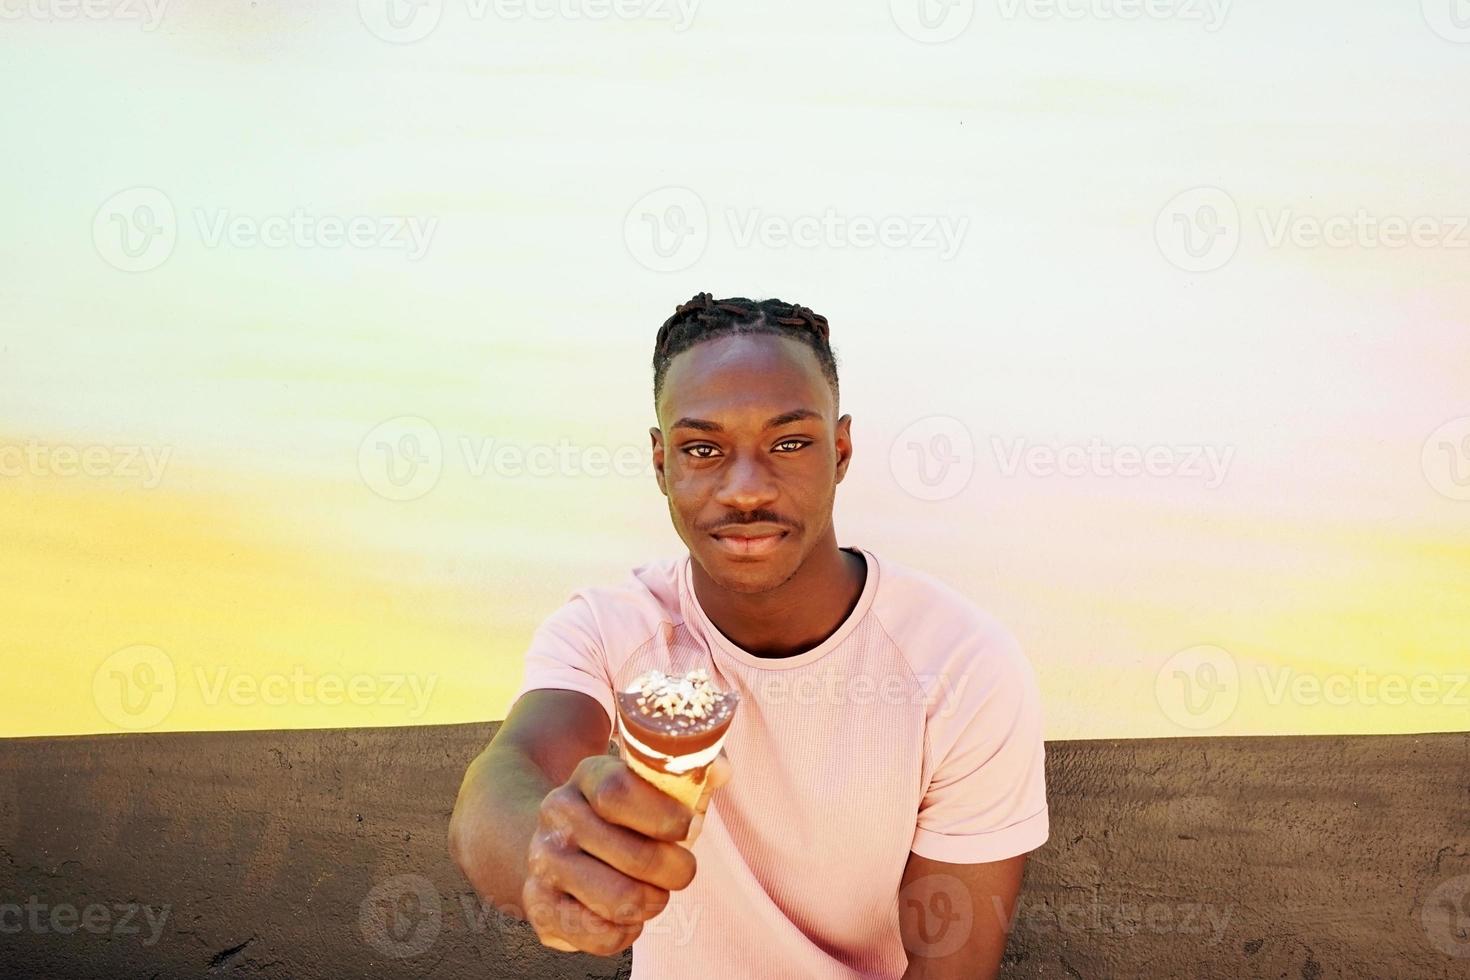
left=572, top=757, right=694, bottom=842
left=682, top=751, right=732, bottom=847
left=696, top=752, right=732, bottom=814
left=546, top=850, right=671, bottom=926
left=561, top=803, right=698, bottom=892
left=523, top=877, right=641, bottom=957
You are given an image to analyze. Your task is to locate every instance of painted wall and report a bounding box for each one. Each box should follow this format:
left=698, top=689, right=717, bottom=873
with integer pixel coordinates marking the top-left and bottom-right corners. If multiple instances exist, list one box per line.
left=3, top=1, right=1469, bottom=739
left=1, top=726, right=1466, bottom=976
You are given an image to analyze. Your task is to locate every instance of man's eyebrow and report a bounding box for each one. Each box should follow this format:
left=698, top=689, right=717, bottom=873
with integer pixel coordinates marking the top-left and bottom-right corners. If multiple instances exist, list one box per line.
left=671, top=409, right=823, bottom=433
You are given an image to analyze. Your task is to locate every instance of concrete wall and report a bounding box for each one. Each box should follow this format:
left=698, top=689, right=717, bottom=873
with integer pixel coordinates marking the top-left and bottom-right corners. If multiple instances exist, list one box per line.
left=1, top=725, right=1466, bottom=978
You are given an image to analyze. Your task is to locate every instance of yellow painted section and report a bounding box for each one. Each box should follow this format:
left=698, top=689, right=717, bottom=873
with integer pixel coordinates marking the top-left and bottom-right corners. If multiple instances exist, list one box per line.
left=2, top=2, right=1468, bottom=739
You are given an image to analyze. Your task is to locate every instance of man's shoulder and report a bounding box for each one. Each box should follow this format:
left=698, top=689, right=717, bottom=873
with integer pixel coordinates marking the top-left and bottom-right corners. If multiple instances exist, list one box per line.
left=550, top=554, right=686, bottom=641
left=580, top=553, right=683, bottom=603
left=868, top=551, right=1030, bottom=677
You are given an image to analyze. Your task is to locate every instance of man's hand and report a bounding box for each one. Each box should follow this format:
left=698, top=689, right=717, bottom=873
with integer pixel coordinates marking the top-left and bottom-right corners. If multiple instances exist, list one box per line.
left=522, top=752, right=731, bottom=955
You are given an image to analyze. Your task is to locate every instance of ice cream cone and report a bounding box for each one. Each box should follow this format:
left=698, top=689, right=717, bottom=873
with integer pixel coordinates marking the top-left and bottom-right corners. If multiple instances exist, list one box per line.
left=614, top=668, right=738, bottom=815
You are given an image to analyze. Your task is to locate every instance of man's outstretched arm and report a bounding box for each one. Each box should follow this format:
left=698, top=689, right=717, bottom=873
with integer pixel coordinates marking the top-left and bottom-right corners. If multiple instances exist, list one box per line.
left=448, top=688, right=721, bottom=955
left=448, top=689, right=610, bottom=916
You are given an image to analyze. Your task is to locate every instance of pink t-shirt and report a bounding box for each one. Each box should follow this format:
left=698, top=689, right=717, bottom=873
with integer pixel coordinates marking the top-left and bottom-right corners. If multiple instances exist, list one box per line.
left=511, top=546, right=1049, bottom=979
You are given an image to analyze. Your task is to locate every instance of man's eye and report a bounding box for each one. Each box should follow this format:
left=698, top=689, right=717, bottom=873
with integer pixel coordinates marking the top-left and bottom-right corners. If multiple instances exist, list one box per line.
left=685, top=445, right=720, bottom=459
left=774, top=439, right=809, bottom=452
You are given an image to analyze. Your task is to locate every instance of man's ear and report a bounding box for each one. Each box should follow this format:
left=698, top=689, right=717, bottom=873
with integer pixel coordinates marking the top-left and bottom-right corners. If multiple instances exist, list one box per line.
left=834, top=413, right=853, bottom=484
left=650, top=426, right=668, bottom=496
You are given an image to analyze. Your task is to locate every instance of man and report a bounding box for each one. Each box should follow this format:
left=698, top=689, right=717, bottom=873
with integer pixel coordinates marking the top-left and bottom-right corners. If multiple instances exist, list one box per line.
left=449, top=292, right=1049, bottom=978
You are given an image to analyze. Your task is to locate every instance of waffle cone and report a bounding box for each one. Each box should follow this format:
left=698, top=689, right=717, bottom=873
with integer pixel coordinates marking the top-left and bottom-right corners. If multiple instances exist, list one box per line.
left=619, top=739, right=709, bottom=811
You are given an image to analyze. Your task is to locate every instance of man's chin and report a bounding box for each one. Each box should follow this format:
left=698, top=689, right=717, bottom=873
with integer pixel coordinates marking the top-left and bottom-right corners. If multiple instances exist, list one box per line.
left=696, top=547, right=798, bottom=595
left=711, top=571, right=782, bottom=595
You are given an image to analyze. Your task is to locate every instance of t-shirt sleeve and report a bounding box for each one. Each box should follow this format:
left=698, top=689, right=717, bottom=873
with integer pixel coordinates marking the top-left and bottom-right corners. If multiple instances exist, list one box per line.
left=509, top=593, right=617, bottom=729
left=910, top=628, right=1049, bottom=864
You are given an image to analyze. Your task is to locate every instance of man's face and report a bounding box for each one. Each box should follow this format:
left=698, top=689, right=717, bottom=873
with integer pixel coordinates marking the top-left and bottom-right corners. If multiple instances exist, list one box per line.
left=651, top=333, right=852, bottom=594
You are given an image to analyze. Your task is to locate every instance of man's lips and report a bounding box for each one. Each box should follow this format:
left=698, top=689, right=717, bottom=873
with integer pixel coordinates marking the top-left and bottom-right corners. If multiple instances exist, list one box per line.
left=709, top=524, right=790, bottom=557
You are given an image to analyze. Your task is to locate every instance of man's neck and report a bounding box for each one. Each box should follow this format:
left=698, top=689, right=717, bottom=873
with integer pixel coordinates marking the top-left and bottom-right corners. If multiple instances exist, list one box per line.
left=690, top=533, right=867, bottom=659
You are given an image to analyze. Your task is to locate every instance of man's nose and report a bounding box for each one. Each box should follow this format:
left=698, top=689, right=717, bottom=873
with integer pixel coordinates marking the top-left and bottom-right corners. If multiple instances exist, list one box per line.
left=715, top=450, right=778, bottom=510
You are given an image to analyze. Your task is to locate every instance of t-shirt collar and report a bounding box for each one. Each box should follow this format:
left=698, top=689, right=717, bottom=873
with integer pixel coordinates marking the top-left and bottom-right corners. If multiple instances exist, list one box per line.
left=679, top=546, right=879, bottom=671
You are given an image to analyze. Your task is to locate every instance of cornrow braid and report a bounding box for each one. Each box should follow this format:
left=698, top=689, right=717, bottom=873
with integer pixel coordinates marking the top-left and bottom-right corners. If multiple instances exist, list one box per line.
left=653, top=292, right=840, bottom=411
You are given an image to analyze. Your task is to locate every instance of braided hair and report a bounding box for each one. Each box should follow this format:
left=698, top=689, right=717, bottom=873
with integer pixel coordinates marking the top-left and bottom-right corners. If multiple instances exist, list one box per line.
left=653, top=292, right=840, bottom=412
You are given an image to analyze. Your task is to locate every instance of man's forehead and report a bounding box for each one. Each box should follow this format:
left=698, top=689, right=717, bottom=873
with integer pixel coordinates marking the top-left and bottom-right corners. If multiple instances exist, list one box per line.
left=658, top=333, right=830, bottom=423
